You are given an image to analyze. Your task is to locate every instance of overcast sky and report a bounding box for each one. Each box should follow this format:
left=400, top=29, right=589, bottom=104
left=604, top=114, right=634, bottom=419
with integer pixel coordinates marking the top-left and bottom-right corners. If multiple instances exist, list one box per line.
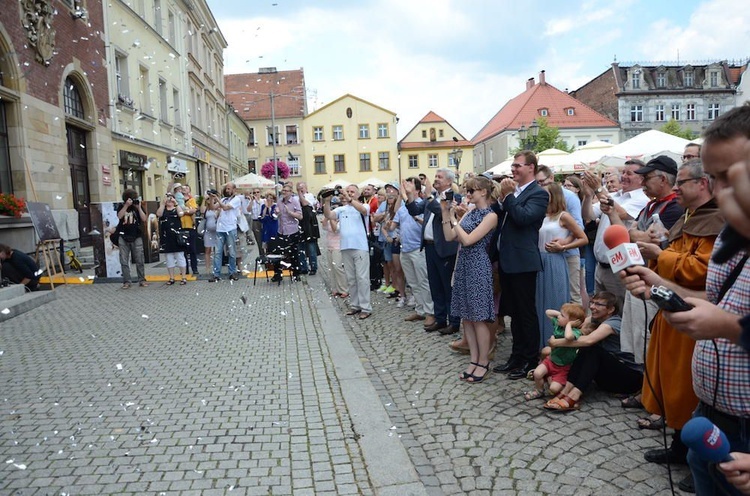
left=206, top=0, right=750, bottom=139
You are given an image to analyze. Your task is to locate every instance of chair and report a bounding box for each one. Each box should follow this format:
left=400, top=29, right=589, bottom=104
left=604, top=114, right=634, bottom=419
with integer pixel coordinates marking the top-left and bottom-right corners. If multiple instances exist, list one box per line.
left=253, top=237, right=295, bottom=285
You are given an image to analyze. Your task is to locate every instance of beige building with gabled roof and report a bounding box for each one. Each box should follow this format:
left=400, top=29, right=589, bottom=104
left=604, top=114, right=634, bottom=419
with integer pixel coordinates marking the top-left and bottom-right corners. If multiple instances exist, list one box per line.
left=302, top=94, right=398, bottom=194
left=398, top=111, right=471, bottom=184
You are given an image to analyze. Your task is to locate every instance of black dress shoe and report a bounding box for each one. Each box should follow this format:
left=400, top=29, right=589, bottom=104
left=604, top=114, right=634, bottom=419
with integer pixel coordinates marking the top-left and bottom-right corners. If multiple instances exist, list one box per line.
left=439, top=325, right=459, bottom=335
left=644, top=448, right=688, bottom=465
left=678, top=473, right=695, bottom=493
left=507, top=364, right=533, bottom=380
left=424, top=321, right=447, bottom=332
left=309, top=270, right=317, bottom=275
left=492, top=360, right=523, bottom=373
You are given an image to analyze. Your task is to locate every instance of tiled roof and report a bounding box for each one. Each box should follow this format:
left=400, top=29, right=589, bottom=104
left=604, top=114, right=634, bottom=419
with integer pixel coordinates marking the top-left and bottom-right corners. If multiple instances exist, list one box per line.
left=472, top=77, right=619, bottom=143
left=420, top=111, right=445, bottom=123
left=224, top=69, right=306, bottom=121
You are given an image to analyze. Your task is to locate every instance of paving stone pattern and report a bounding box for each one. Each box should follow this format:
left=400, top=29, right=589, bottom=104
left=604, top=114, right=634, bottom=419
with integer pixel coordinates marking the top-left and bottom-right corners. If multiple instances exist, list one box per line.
left=1, top=240, right=691, bottom=495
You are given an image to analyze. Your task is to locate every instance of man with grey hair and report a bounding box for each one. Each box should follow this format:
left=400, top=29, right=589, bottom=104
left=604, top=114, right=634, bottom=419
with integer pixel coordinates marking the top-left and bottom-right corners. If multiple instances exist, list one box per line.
left=403, top=168, right=460, bottom=334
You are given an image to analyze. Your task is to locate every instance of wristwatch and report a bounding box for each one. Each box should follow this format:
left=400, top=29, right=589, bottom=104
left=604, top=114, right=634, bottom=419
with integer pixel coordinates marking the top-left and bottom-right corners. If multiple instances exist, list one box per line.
left=595, top=187, right=603, bottom=194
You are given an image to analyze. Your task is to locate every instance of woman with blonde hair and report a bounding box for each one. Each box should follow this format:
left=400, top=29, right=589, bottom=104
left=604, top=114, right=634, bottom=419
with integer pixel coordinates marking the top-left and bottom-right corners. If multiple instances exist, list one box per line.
left=441, top=175, right=498, bottom=383
left=200, top=190, right=220, bottom=275
left=536, top=183, right=588, bottom=345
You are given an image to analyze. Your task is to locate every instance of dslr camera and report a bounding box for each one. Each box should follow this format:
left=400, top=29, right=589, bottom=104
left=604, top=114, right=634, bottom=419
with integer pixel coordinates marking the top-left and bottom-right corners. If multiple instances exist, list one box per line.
left=320, top=185, right=342, bottom=199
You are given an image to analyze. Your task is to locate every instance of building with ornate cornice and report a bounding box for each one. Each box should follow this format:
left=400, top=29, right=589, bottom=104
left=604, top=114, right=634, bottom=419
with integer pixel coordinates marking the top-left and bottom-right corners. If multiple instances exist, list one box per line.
left=571, top=60, right=749, bottom=139
left=397, top=112, right=471, bottom=183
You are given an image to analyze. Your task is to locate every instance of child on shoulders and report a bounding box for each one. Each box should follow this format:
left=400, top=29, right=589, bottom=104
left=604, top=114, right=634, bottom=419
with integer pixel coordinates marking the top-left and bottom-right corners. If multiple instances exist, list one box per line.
left=523, top=303, right=586, bottom=401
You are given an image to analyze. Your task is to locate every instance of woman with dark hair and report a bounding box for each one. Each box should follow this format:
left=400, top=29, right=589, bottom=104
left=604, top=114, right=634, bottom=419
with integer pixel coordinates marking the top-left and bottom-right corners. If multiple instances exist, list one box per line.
left=441, top=175, right=498, bottom=383
left=156, top=192, right=187, bottom=285
left=0, top=243, right=40, bottom=291
left=260, top=192, right=279, bottom=254
left=543, top=291, right=643, bottom=411
left=536, top=183, right=588, bottom=345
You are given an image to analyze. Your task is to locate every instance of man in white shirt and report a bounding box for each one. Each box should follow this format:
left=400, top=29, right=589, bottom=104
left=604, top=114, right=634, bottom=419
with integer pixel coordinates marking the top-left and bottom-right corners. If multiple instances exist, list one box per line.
left=211, top=182, right=242, bottom=282
left=323, top=185, right=372, bottom=319
left=249, top=189, right=265, bottom=257
left=582, top=160, right=649, bottom=312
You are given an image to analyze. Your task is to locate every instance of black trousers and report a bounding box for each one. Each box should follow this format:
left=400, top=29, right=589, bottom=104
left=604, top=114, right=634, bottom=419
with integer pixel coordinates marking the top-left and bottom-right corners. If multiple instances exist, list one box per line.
left=567, top=346, right=643, bottom=394
left=183, top=228, right=198, bottom=273
left=500, top=270, right=539, bottom=365
left=270, top=233, right=300, bottom=277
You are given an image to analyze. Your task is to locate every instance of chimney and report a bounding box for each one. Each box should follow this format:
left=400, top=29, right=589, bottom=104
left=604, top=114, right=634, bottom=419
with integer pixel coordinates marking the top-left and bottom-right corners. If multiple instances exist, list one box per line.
left=539, top=70, right=546, bottom=85
left=526, top=77, right=535, bottom=90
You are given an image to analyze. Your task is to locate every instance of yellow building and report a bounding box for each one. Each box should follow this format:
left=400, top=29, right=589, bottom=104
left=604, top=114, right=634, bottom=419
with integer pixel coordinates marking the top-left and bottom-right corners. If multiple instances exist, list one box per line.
left=303, top=94, right=398, bottom=194
left=227, top=104, right=252, bottom=180
left=398, top=111, right=472, bottom=184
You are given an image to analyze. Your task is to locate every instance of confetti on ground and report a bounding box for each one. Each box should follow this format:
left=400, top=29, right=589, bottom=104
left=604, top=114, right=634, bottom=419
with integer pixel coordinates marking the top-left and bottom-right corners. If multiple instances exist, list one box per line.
left=116, top=364, right=123, bottom=370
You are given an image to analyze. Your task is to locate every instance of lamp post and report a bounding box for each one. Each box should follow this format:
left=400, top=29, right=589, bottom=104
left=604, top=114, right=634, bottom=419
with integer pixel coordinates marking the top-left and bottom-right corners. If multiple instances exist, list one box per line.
left=450, top=148, right=463, bottom=184
left=518, top=119, right=540, bottom=151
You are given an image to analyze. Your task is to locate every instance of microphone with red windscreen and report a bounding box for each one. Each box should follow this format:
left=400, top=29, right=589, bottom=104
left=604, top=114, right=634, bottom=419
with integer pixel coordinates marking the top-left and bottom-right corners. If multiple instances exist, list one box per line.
left=603, top=224, right=645, bottom=272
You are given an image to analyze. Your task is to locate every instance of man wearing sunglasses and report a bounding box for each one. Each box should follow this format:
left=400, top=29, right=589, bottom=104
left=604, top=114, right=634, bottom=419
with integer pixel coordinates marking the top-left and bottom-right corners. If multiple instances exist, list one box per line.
left=490, top=150, right=549, bottom=379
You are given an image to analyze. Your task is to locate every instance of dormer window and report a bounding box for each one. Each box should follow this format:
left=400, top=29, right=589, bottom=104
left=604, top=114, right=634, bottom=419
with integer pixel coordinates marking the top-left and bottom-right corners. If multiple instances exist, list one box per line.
left=657, top=72, right=666, bottom=88
left=710, top=71, right=719, bottom=87
left=631, top=70, right=641, bottom=89
left=684, top=71, right=694, bottom=87
left=539, top=108, right=549, bottom=117
left=565, top=107, right=575, bottom=116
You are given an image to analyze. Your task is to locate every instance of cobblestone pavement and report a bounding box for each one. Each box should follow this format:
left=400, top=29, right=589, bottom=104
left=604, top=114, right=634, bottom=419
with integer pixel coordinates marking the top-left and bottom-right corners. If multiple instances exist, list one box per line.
left=1, top=240, right=690, bottom=495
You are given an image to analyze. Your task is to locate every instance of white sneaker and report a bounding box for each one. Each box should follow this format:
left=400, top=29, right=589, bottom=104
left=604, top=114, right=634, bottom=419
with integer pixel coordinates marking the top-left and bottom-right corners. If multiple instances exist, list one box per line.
left=406, top=296, right=416, bottom=307
left=396, top=297, right=406, bottom=308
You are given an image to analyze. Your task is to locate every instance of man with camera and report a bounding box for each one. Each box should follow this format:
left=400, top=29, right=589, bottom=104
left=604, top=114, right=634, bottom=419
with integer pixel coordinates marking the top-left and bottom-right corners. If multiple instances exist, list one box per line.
left=210, top=182, right=242, bottom=282
left=322, top=184, right=372, bottom=319
left=117, top=188, right=148, bottom=289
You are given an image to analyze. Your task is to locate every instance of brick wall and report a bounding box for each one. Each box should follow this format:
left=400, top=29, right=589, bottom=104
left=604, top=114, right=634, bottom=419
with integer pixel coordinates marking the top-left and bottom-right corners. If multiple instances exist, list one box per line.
left=571, top=69, right=620, bottom=123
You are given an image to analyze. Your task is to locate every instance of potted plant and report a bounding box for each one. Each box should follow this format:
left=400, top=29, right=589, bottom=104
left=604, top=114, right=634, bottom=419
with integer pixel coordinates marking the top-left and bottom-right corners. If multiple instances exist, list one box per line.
left=0, top=193, right=26, bottom=217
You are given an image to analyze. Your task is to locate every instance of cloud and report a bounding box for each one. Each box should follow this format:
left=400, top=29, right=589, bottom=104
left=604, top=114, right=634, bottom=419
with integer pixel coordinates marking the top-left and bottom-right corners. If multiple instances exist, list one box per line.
left=543, top=1, right=619, bottom=36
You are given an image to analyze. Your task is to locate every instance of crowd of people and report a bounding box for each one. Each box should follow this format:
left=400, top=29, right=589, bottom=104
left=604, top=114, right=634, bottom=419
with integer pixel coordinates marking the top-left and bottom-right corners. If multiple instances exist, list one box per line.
left=107, top=103, right=750, bottom=494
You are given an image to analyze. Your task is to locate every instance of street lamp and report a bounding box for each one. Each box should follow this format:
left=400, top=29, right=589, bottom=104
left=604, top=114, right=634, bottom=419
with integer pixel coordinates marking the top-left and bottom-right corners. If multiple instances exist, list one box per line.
left=518, top=119, right=540, bottom=150
left=450, top=147, right=463, bottom=184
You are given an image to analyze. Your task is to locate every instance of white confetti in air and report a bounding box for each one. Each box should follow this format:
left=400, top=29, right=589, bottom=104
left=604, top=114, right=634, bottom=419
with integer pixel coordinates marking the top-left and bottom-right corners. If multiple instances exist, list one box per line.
left=201, top=399, right=206, bottom=406
left=390, top=426, right=397, bottom=430
left=56, top=195, right=63, bottom=200
left=141, top=314, right=149, bottom=319
left=280, top=311, right=286, bottom=316
left=116, top=364, right=123, bottom=370
left=150, top=439, right=158, bottom=444
left=2, top=308, right=10, bottom=315
left=78, top=277, right=85, bottom=282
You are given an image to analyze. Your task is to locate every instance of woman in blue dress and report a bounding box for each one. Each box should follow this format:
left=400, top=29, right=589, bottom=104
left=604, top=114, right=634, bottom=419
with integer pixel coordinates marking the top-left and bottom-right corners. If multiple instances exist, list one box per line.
left=260, top=192, right=279, bottom=254
left=440, top=176, right=498, bottom=383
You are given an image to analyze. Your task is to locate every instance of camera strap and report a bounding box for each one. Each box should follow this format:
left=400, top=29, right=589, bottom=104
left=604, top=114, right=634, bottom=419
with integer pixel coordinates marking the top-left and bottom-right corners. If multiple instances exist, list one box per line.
left=717, top=253, right=749, bottom=304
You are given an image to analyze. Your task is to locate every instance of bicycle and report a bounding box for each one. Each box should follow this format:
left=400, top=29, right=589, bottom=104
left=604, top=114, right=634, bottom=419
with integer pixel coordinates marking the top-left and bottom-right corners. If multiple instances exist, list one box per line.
left=65, top=246, right=83, bottom=273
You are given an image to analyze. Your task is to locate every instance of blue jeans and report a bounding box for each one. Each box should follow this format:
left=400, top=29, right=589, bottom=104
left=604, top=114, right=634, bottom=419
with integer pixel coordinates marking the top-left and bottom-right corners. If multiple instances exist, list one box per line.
left=213, top=229, right=237, bottom=277
left=583, top=244, right=597, bottom=295
left=298, top=240, right=318, bottom=272
left=689, top=405, right=750, bottom=495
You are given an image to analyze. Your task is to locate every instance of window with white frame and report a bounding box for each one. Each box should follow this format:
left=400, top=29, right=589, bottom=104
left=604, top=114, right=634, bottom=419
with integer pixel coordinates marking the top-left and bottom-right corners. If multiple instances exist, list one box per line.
left=314, top=155, right=325, bottom=174
left=377, top=123, right=389, bottom=138
left=671, top=103, right=681, bottom=120
left=428, top=154, right=438, bottom=168
left=657, top=73, right=666, bottom=88
left=267, top=125, right=279, bottom=145
left=566, top=108, right=575, bottom=116
left=655, top=104, right=665, bottom=121
left=686, top=103, right=696, bottom=121
left=710, top=71, right=719, bottom=87
left=378, top=152, right=390, bottom=170
left=577, top=140, right=587, bottom=147
left=313, top=126, right=323, bottom=141
left=332, top=125, right=343, bottom=140
left=159, top=79, right=168, bottom=122
left=359, top=153, right=371, bottom=172
left=287, top=155, right=300, bottom=176
left=684, top=72, right=694, bottom=87
left=139, top=66, right=150, bottom=114
left=172, top=88, right=180, bottom=127
left=630, top=105, right=643, bottom=122
left=153, top=0, right=162, bottom=35
left=540, top=108, right=549, bottom=117
left=359, top=124, right=370, bottom=139
left=334, top=154, right=345, bottom=173
left=408, top=155, right=418, bottom=169
left=286, top=125, right=298, bottom=145
left=632, top=72, right=640, bottom=89
left=115, top=52, right=130, bottom=100
left=168, top=10, right=176, bottom=43
left=248, top=128, right=255, bottom=145
left=708, top=103, right=720, bottom=120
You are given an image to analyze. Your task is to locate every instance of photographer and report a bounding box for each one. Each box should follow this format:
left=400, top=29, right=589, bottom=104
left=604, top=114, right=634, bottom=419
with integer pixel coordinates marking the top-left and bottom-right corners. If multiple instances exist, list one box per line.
left=117, top=188, right=148, bottom=289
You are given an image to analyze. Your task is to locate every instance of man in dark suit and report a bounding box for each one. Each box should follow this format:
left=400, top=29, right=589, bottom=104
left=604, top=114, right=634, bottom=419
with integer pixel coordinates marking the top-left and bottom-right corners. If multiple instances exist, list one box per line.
left=490, top=150, right=549, bottom=379
left=403, top=169, right=461, bottom=334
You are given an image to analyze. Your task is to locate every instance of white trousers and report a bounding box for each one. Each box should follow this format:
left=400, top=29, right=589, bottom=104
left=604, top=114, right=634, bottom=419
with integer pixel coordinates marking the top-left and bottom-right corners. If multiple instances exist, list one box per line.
left=327, top=248, right=349, bottom=294
left=341, top=249, right=371, bottom=313
left=400, top=249, right=434, bottom=316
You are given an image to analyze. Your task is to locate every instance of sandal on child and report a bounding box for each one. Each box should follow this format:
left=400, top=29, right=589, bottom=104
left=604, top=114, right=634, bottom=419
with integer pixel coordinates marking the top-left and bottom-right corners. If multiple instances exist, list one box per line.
left=166, top=279, right=175, bottom=285
left=523, top=389, right=545, bottom=401
left=544, top=394, right=580, bottom=412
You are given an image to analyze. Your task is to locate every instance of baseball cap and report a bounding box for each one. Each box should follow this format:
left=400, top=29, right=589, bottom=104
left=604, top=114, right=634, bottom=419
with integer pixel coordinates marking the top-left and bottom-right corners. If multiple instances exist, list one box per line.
left=385, top=181, right=400, bottom=191
left=635, top=155, right=678, bottom=175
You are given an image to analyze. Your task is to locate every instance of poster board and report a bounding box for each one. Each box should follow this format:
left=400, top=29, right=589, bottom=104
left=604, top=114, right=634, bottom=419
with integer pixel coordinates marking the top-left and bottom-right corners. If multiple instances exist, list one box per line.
left=26, top=202, right=60, bottom=242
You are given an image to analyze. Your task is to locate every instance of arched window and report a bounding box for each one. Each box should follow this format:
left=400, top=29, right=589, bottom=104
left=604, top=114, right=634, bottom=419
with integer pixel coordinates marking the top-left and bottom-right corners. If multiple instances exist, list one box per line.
left=63, top=77, right=84, bottom=119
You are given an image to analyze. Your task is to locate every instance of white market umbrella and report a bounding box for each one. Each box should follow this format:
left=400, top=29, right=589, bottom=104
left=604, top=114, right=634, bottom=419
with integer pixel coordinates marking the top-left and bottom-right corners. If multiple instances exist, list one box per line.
left=485, top=157, right=514, bottom=176
left=321, top=179, right=352, bottom=189
left=558, top=141, right=616, bottom=173
left=234, top=172, right=275, bottom=190
left=357, top=177, right=387, bottom=189
left=537, top=148, right=572, bottom=169
left=595, top=130, right=690, bottom=168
